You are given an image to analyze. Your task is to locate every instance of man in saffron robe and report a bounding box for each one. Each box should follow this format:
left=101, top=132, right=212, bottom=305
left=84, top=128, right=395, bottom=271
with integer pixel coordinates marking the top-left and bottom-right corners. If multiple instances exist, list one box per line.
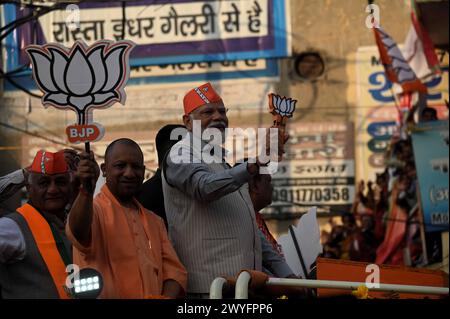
left=66, top=138, right=187, bottom=299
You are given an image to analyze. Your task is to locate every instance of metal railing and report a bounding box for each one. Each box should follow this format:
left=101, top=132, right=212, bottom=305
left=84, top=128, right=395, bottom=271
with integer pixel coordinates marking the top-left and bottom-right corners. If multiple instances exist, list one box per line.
left=235, top=271, right=450, bottom=299
left=209, top=277, right=228, bottom=299
left=209, top=271, right=450, bottom=299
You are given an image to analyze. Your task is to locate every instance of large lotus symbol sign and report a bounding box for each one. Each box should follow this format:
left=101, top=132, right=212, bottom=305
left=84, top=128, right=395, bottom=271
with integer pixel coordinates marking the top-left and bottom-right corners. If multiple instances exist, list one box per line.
left=26, top=40, right=135, bottom=143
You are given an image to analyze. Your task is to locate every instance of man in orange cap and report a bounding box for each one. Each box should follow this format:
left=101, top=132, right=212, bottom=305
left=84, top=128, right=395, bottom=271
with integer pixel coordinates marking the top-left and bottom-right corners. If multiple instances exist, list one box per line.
left=179, top=82, right=229, bottom=146
left=0, top=150, right=73, bottom=298
left=0, top=149, right=80, bottom=215
left=162, top=82, right=288, bottom=297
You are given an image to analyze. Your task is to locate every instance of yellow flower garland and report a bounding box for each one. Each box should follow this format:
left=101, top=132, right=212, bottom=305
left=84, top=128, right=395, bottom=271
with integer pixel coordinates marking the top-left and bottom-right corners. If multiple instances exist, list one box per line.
left=351, top=285, right=373, bottom=299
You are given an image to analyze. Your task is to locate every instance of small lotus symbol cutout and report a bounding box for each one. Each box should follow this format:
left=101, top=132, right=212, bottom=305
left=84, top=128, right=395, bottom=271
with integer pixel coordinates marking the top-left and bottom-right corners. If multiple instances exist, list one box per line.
left=269, top=94, right=297, bottom=118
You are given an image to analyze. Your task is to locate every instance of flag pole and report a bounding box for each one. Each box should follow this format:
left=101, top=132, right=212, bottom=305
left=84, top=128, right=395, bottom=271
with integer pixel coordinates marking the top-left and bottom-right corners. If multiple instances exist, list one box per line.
left=83, top=130, right=93, bottom=193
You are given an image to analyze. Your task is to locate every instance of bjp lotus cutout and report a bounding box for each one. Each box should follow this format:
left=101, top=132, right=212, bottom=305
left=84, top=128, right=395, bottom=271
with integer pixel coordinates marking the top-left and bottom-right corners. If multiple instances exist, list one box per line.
left=268, top=93, right=297, bottom=130
left=26, top=40, right=135, bottom=143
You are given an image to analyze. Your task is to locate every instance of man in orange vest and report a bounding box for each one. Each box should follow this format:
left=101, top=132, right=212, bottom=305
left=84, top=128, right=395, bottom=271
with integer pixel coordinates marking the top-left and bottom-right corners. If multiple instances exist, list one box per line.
left=0, top=150, right=73, bottom=298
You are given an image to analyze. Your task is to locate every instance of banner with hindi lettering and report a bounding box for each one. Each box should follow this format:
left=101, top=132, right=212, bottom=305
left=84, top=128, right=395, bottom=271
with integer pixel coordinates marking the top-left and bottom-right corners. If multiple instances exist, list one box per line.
left=411, top=120, right=449, bottom=233
left=2, top=0, right=291, bottom=72
left=264, top=122, right=356, bottom=217
left=3, top=57, right=279, bottom=91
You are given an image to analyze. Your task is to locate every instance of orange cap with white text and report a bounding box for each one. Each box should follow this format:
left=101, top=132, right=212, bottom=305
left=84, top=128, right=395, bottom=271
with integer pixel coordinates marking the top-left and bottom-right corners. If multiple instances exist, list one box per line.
left=30, top=150, right=68, bottom=175
left=183, top=82, right=223, bottom=115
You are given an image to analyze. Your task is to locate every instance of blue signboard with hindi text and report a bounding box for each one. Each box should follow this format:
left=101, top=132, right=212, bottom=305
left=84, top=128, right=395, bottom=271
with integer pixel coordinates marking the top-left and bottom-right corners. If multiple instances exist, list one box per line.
left=412, top=120, right=449, bottom=233
left=1, top=0, right=292, bottom=70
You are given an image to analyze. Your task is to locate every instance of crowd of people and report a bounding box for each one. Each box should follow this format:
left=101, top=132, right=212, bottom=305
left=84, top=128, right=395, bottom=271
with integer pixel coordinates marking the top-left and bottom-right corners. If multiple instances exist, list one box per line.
left=321, top=107, right=444, bottom=266
left=0, top=82, right=298, bottom=299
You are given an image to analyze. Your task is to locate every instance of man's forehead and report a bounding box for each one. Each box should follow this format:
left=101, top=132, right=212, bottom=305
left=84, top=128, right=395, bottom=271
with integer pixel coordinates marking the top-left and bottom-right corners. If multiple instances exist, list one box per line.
left=107, top=142, right=143, bottom=162
left=30, top=172, right=70, bottom=180
left=196, top=101, right=226, bottom=111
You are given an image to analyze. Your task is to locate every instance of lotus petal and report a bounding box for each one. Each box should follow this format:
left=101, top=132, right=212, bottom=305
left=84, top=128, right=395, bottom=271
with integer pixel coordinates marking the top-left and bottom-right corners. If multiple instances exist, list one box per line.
left=272, top=95, right=278, bottom=110
left=27, top=49, right=57, bottom=93
left=279, top=98, right=287, bottom=113
left=48, top=48, right=69, bottom=94
left=65, top=47, right=93, bottom=95
left=69, top=95, right=93, bottom=111
left=290, top=100, right=297, bottom=114
left=43, top=93, right=68, bottom=105
left=94, top=92, right=117, bottom=104
left=103, top=45, right=127, bottom=91
left=88, top=46, right=107, bottom=93
left=286, top=99, right=293, bottom=113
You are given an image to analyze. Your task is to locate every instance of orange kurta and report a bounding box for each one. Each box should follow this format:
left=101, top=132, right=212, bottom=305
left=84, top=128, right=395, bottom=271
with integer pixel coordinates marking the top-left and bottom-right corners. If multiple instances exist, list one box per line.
left=66, top=185, right=187, bottom=299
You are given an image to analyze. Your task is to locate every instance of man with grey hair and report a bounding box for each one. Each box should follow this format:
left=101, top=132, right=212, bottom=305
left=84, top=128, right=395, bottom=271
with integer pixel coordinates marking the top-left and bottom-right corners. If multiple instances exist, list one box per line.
left=0, top=150, right=73, bottom=298
left=0, top=149, right=80, bottom=215
left=162, top=82, right=289, bottom=298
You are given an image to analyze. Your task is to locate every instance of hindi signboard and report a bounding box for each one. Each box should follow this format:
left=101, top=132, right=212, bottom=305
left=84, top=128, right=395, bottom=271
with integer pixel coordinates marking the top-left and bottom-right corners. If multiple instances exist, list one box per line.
left=2, top=0, right=291, bottom=70
left=264, top=122, right=356, bottom=216
left=411, top=120, right=449, bottom=233
left=3, top=58, right=279, bottom=92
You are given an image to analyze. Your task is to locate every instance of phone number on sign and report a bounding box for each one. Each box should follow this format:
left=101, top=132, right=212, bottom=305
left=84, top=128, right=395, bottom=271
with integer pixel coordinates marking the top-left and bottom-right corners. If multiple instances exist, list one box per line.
left=273, top=186, right=353, bottom=204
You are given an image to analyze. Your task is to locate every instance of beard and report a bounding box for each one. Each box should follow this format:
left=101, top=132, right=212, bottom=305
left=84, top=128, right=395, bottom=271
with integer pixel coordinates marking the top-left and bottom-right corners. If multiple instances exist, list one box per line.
left=203, top=124, right=227, bottom=145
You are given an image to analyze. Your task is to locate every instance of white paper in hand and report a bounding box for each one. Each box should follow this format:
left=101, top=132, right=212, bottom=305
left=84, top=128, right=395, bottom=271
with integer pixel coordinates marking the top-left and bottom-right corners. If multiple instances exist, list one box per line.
left=278, top=207, right=323, bottom=278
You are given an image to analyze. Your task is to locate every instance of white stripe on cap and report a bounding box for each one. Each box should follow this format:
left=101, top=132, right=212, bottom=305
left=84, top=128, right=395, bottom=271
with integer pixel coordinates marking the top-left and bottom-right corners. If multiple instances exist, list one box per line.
left=194, top=87, right=210, bottom=104
left=41, top=151, right=46, bottom=174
